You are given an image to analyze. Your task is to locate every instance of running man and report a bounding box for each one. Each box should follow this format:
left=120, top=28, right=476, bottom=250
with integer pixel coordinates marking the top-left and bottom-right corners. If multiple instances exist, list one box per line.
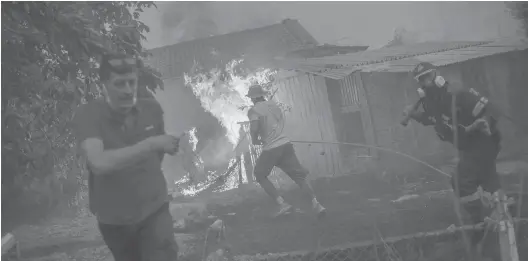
left=246, top=84, right=326, bottom=218
left=73, top=53, right=179, bottom=261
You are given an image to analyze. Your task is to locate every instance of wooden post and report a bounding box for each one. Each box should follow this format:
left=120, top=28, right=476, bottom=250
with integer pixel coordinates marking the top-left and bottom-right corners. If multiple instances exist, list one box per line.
left=237, top=155, right=243, bottom=185
left=243, top=151, right=254, bottom=183
left=495, top=193, right=519, bottom=261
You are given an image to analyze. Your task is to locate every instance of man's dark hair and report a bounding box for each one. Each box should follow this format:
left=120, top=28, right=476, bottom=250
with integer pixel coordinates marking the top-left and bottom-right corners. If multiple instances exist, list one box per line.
left=99, top=53, right=140, bottom=81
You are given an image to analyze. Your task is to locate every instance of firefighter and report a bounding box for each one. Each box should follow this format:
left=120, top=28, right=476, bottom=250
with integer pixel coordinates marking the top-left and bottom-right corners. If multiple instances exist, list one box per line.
left=403, top=62, right=505, bottom=252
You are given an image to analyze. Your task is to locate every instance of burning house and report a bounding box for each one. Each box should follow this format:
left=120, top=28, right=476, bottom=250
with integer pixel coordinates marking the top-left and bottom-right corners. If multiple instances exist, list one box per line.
left=148, top=13, right=528, bottom=189
left=145, top=19, right=322, bottom=188
left=275, top=38, right=528, bottom=173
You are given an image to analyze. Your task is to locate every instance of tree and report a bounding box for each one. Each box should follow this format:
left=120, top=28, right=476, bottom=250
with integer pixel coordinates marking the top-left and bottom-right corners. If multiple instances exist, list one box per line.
left=1, top=2, right=163, bottom=222
left=506, top=2, right=528, bottom=37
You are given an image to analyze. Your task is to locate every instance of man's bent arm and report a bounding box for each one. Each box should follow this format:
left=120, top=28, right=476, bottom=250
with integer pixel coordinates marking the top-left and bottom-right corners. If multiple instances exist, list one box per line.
left=247, top=108, right=262, bottom=145
left=157, top=117, right=166, bottom=162
left=80, top=138, right=155, bottom=175
left=73, top=103, right=158, bottom=176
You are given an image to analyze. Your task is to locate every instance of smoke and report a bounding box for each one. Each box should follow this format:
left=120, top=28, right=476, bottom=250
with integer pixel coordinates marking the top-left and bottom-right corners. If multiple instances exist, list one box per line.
left=325, top=2, right=523, bottom=48
left=157, top=2, right=283, bottom=44
left=390, top=2, right=523, bottom=44
left=143, top=2, right=522, bottom=50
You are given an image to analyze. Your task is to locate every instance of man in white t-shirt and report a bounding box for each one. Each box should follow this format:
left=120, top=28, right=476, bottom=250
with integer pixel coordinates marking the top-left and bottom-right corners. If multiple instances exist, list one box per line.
left=246, top=84, right=326, bottom=218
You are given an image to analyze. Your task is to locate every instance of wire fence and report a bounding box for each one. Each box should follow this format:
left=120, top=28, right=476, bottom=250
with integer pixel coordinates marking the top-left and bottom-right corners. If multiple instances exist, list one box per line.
left=216, top=191, right=527, bottom=261
left=233, top=218, right=528, bottom=261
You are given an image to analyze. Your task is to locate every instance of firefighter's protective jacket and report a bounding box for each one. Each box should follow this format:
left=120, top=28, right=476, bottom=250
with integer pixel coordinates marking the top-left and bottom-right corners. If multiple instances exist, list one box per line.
left=413, top=81, right=500, bottom=151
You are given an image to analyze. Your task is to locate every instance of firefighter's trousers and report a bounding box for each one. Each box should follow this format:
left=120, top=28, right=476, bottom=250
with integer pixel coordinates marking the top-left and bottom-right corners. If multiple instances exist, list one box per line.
left=452, top=133, right=502, bottom=245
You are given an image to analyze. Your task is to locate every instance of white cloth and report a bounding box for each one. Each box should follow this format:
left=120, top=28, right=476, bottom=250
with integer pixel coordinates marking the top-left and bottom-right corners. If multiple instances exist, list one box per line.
left=247, top=100, right=289, bottom=151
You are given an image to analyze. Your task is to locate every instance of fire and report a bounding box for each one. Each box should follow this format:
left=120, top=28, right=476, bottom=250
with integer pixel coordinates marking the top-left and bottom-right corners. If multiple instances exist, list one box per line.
left=176, top=59, right=276, bottom=196
left=184, top=59, right=276, bottom=147
left=188, top=127, right=198, bottom=151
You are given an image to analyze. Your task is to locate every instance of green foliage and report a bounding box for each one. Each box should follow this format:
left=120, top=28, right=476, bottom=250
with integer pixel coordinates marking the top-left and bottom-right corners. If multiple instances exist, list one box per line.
left=1, top=2, right=162, bottom=221
left=506, top=2, right=528, bottom=37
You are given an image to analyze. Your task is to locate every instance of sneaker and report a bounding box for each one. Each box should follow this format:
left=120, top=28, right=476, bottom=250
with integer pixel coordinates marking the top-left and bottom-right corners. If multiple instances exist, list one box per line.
left=274, top=203, right=294, bottom=217
left=313, top=203, right=327, bottom=219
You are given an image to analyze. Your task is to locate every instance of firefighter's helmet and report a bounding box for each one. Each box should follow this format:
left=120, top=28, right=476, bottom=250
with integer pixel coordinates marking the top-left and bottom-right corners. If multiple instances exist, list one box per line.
left=412, top=62, right=436, bottom=81
left=246, top=84, right=267, bottom=98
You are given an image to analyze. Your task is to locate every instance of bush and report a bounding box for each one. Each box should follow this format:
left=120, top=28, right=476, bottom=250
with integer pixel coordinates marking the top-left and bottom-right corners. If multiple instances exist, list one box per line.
left=1, top=2, right=162, bottom=228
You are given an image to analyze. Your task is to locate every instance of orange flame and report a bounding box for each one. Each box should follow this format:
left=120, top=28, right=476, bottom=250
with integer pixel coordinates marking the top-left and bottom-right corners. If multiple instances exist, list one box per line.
left=184, top=59, right=277, bottom=146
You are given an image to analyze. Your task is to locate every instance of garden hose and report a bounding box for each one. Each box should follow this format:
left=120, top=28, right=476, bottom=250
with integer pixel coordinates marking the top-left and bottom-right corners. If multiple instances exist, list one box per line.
left=290, top=140, right=451, bottom=177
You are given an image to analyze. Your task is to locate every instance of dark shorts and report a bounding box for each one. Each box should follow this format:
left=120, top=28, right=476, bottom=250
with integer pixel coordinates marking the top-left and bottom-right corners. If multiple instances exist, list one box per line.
left=253, top=142, right=308, bottom=183
left=98, top=202, right=178, bottom=261
left=451, top=136, right=501, bottom=198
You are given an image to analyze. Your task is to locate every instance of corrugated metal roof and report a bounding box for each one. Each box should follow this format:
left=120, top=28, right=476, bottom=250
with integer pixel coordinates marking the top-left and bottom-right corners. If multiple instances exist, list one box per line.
left=273, top=59, right=358, bottom=79
left=274, top=41, right=490, bottom=79
left=305, top=41, right=489, bottom=65
left=145, top=19, right=318, bottom=80
left=285, top=45, right=369, bottom=58
left=359, top=38, right=528, bottom=72
left=275, top=38, right=528, bottom=79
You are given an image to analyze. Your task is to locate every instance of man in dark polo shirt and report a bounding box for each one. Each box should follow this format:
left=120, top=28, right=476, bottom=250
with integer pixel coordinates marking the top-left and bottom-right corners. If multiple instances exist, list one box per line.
left=73, top=53, right=180, bottom=261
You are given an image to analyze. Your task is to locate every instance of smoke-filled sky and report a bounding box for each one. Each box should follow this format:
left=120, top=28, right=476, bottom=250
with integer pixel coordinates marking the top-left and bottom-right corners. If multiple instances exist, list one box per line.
left=140, top=1, right=522, bottom=49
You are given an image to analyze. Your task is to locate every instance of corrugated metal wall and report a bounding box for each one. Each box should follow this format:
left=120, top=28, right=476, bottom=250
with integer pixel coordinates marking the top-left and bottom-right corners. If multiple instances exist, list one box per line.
left=339, top=74, right=361, bottom=113
left=340, top=72, right=377, bottom=155
left=272, top=73, right=343, bottom=178
left=334, top=73, right=378, bottom=174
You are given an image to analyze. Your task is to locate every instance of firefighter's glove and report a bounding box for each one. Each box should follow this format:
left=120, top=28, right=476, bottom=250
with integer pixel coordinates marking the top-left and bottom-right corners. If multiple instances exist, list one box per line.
left=434, top=123, right=452, bottom=141
left=466, top=118, right=491, bottom=135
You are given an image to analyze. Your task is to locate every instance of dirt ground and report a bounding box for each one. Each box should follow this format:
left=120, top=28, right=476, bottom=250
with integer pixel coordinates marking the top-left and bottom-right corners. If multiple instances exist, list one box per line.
left=10, top=162, right=528, bottom=261
left=201, top=174, right=526, bottom=256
